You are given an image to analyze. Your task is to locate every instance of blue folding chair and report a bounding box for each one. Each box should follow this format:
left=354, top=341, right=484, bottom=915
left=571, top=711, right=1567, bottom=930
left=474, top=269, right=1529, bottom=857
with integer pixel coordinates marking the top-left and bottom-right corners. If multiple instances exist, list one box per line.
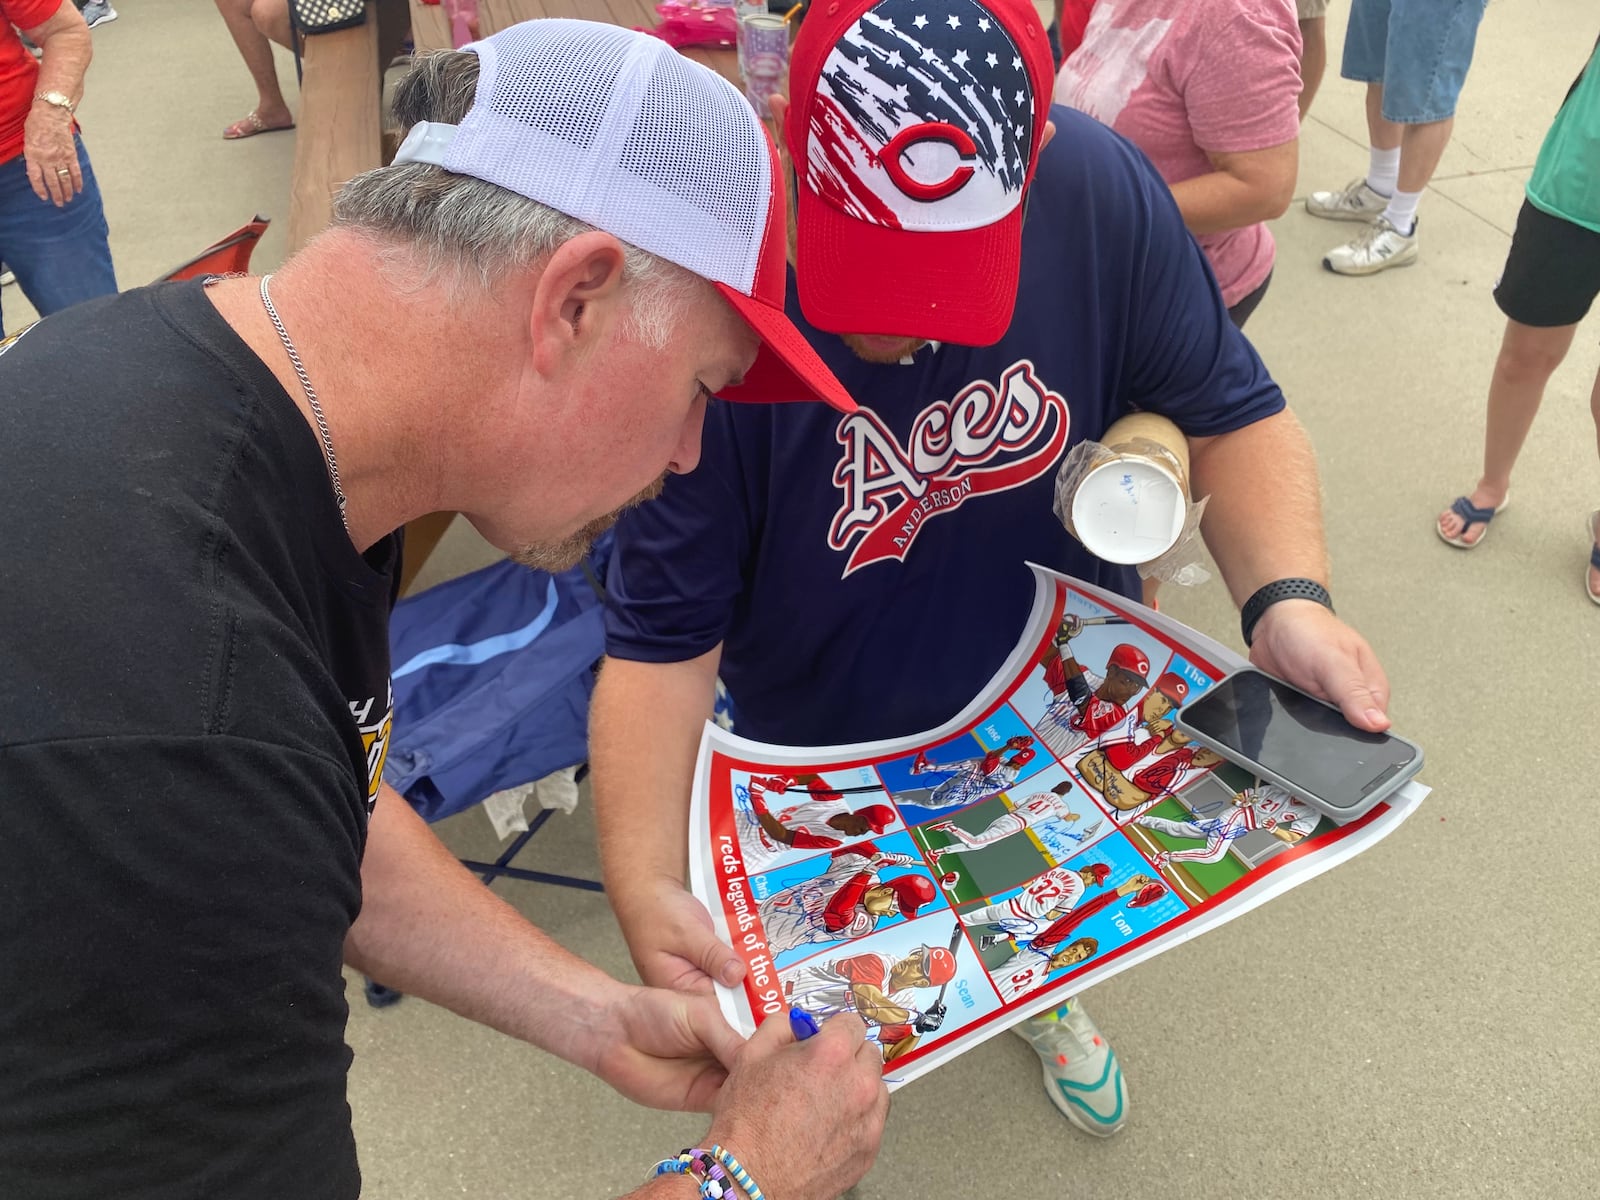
left=366, top=537, right=611, bottom=1005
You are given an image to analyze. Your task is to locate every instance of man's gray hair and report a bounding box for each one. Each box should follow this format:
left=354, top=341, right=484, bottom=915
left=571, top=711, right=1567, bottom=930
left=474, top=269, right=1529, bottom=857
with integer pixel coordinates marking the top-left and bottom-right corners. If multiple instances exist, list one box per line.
left=331, top=50, right=703, bottom=349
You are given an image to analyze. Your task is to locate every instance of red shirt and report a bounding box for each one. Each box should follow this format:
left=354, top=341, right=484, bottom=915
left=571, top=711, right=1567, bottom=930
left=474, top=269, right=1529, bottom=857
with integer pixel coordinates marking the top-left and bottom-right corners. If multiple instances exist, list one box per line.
left=1058, top=0, right=1096, bottom=60
left=1, top=0, right=66, bottom=165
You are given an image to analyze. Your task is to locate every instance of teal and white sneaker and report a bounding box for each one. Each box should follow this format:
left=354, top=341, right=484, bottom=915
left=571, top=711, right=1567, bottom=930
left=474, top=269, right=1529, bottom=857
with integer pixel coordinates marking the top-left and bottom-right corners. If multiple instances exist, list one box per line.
left=1014, top=998, right=1128, bottom=1136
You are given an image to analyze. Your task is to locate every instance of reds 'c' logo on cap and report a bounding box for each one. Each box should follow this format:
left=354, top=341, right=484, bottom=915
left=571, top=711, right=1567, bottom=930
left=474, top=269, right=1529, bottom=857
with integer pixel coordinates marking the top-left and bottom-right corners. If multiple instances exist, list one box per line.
left=1106, top=644, right=1151, bottom=681
left=807, top=0, right=1035, bottom=231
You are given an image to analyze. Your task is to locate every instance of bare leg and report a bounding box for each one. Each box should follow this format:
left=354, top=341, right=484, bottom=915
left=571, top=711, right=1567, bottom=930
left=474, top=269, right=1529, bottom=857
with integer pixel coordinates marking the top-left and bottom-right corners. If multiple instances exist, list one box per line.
left=1397, top=118, right=1455, bottom=194
left=1298, top=18, right=1326, bottom=120
left=1437, top=319, right=1578, bottom=544
left=215, top=0, right=294, bottom=135
left=1366, top=84, right=1403, bottom=151
left=251, top=0, right=293, bottom=51
left=1367, top=84, right=1456, bottom=195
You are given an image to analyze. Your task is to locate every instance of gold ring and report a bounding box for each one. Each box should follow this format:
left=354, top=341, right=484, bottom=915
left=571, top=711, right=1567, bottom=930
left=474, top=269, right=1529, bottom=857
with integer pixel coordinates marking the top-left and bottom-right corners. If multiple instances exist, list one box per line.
left=55, top=168, right=70, bottom=176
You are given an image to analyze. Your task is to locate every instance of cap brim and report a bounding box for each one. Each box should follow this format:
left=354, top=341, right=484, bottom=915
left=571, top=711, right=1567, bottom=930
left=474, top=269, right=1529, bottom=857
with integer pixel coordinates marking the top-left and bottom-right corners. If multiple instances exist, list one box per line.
left=715, top=283, right=857, bottom=413
left=793, top=184, right=1024, bottom=347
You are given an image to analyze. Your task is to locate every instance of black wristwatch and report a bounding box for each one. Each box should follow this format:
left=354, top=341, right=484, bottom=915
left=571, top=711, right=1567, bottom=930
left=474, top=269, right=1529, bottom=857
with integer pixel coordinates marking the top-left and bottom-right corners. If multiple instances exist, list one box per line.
left=1240, top=578, right=1333, bottom=646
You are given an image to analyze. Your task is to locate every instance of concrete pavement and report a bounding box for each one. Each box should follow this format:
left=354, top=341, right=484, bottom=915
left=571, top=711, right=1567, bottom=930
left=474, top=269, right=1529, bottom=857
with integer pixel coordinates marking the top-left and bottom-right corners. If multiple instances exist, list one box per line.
left=41, top=1, right=1600, bottom=1196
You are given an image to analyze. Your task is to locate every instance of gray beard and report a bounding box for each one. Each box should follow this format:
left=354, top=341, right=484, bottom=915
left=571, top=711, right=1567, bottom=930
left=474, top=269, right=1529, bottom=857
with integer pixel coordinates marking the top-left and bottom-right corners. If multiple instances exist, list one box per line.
left=510, top=512, right=619, bottom=573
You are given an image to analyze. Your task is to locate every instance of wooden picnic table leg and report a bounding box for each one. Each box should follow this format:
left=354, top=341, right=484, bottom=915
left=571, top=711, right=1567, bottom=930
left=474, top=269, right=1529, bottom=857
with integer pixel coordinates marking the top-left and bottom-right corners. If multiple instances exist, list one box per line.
left=376, top=0, right=412, bottom=70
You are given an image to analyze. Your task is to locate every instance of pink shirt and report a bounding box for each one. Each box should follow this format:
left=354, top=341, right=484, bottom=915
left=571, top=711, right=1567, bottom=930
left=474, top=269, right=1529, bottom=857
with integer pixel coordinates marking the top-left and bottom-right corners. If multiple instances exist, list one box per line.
left=1054, top=0, right=1302, bottom=306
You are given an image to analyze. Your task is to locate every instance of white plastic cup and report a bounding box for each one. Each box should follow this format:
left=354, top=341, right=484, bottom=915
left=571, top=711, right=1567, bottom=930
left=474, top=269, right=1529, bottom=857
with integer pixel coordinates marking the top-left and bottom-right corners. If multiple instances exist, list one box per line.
left=1068, top=454, right=1188, bottom=565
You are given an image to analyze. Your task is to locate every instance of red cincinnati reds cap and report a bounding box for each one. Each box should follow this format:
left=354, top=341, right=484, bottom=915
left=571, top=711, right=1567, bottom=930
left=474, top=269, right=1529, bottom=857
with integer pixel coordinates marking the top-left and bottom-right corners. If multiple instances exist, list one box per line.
left=857, top=803, right=896, bottom=833
left=1106, top=644, right=1152, bottom=681
left=784, top=0, right=1055, bottom=345
left=1080, top=862, right=1111, bottom=886
left=1153, top=671, right=1190, bottom=704
left=891, top=874, right=938, bottom=916
left=923, top=945, right=958, bottom=986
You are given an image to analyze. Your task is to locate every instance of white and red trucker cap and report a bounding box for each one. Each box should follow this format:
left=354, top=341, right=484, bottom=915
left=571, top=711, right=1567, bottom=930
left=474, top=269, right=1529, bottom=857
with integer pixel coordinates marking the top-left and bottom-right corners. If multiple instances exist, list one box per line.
left=390, top=19, right=855, bottom=412
left=786, top=0, right=1055, bottom=346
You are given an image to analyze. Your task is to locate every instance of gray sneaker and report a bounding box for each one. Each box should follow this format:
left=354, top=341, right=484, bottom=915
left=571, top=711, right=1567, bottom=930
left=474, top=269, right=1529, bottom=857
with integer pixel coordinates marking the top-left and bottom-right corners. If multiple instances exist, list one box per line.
left=1323, top=216, right=1419, bottom=276
left=1013, top=997, right=1129, bottom=1137
left=1306, top=177, right=1389, bottom=222
left=80, top=1, right=118, bottom=28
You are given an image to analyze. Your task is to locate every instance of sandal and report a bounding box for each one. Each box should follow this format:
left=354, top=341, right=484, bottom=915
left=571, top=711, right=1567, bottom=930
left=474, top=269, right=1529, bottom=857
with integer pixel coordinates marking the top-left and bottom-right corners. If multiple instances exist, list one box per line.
left=223, top=110, right=295, bottom=140
left=1587, top=511, right=1600, bottom=606
left=1436, top=494, right=1509, bottom=549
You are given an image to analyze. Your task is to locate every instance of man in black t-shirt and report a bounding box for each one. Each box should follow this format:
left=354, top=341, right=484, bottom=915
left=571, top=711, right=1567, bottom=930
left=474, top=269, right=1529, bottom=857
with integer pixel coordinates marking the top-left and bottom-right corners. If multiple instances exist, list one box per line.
left=0, top=21, right=888, bottom=1200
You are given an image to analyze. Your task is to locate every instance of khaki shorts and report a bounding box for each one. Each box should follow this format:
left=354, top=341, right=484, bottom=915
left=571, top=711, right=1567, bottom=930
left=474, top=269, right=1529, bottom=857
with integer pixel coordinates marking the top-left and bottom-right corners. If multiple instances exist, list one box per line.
left=1297, top=0, right=1329, bottom=18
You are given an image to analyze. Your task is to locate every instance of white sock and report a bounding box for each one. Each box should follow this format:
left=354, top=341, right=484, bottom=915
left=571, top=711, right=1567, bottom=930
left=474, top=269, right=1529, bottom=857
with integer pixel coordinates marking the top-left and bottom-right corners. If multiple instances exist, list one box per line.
left=1366, top=146, right=1400, bottom=196
left=1381, top=188, right=1421, bottom=235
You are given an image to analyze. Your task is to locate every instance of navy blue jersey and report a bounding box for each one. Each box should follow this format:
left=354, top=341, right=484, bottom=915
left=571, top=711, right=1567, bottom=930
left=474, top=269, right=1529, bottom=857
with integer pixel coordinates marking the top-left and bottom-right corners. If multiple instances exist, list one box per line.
left=605, top=108, right=1283, bottom=746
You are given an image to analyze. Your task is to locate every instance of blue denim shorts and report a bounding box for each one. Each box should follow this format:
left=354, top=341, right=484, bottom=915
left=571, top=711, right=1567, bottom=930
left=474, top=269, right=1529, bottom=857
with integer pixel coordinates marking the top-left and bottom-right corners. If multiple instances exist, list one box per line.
left=1341, top=0, right=1489, bottom=122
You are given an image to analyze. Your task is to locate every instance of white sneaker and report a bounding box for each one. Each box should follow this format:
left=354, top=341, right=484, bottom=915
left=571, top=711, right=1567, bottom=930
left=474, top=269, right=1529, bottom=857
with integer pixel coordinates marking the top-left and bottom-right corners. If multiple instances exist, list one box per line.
left=1013, top=998, right=1128, bottom=1136
left=1323, top=216, right=1419, bottom=276
left=0, top=269, right=13, bottom=288
left=1306, top=177, right=1390, bottom=222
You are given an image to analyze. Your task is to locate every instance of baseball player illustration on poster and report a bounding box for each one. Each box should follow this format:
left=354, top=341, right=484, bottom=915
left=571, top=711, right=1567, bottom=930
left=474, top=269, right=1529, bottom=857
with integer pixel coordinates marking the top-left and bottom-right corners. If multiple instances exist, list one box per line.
left=984, top=873, right=1167, bottom=1002
left=735, top=772, right=898, bottom=871
left=959, top=861, right=1115, bottom=943
left=756, top=840, right=939, bottom=958
left=1137, top=784, right=1321, bottom=868
left=900, top=735, right=1037, bottom=812
left=928, top=780, right=1102, bottom=864
left=1075, top=670, right=1190, bottom=791
left=1076, top=672, right=1223, bottom=817
left=961, top=862, right=1163, bottom=948
left=985, top=876, right=1164, bottom=1004
left=784, top=940, right=960, bottom=1063
left=690, top=565, right=1428, bottom=1090
left=1034, top=614, right=1152, bottom=761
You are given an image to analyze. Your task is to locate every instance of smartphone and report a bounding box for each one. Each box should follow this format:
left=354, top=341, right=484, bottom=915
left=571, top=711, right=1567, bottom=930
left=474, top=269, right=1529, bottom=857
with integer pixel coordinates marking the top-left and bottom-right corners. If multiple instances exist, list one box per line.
left=1172, top=667, right=1422, bottom=820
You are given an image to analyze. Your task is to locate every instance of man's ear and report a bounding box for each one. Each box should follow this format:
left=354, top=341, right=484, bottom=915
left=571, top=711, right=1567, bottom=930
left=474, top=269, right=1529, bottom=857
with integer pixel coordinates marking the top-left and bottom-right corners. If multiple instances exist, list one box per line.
left=528, top=230, right=629, bottom=377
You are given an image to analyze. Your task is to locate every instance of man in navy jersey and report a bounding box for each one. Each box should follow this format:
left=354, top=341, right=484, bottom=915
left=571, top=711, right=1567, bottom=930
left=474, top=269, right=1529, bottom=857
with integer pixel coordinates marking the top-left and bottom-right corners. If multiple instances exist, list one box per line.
left=592, top=0, right=1392, bottom=1142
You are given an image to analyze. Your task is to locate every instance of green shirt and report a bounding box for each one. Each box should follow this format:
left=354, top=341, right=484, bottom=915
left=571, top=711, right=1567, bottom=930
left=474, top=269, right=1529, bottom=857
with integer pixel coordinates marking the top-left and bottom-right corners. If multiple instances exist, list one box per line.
left=1527, top=42, right=1600, bottom=233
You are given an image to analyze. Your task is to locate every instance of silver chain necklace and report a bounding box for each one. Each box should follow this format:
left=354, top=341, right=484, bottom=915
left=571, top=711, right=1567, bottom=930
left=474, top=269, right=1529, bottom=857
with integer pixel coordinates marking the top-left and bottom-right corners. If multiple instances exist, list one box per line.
left=259, top=274, right=348, bottom=530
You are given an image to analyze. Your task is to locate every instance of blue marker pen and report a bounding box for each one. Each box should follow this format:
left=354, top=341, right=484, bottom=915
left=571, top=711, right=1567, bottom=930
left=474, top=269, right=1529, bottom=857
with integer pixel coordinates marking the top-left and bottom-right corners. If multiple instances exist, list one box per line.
left=788, top=1007, right=820, bottom=1041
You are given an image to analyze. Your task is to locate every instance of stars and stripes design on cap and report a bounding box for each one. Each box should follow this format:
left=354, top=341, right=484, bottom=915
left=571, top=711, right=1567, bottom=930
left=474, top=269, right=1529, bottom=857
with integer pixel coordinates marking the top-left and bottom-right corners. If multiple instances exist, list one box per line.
left=807, top=0, right=1036, bottom=232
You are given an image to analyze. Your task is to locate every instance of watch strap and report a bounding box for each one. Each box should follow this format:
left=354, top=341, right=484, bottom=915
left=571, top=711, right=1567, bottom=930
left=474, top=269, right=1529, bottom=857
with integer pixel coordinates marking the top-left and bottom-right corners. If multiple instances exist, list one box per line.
left=34, top=91, right=75, bottom=113
left=1240, top=578, right=1333, bottom=646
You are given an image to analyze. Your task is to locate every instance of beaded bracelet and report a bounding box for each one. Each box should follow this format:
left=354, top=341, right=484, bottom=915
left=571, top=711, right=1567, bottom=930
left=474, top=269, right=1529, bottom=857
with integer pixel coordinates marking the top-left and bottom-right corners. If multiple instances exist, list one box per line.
left=650, top=1147, right=733, bottom=1199
left=710, top=1145, right=766, bottom=1200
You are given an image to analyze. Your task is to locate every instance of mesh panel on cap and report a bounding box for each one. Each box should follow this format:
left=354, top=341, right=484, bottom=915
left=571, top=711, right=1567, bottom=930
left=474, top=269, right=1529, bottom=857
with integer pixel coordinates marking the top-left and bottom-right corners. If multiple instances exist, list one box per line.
left=483, top=21, right=630, bottom=150
left=450, top=19, right=771, bottom=295
left=617, top=49, right=766, bottom=252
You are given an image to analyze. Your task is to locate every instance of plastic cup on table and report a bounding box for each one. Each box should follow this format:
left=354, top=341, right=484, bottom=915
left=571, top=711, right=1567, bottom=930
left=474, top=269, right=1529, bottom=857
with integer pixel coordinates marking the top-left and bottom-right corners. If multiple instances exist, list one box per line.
left=738, top=12, right=788, bottom=119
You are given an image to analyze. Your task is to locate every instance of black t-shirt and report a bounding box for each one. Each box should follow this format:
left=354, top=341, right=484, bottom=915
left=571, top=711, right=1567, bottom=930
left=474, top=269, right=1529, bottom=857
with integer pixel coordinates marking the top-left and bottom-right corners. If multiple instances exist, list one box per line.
left=0, top=282, right=399, bottom=1198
